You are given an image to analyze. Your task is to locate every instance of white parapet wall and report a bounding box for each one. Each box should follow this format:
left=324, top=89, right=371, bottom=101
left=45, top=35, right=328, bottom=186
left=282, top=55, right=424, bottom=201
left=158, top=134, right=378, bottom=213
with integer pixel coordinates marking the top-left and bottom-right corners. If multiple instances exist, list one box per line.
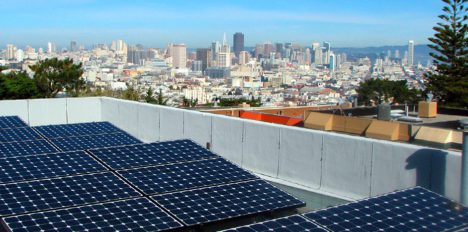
left=0, top=97, right=462, bottom=202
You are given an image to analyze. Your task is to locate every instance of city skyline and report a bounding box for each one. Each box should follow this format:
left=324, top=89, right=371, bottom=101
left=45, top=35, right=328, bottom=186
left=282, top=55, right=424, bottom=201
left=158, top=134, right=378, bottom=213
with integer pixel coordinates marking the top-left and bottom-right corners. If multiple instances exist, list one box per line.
left=0, top=0, right=444, bottom=48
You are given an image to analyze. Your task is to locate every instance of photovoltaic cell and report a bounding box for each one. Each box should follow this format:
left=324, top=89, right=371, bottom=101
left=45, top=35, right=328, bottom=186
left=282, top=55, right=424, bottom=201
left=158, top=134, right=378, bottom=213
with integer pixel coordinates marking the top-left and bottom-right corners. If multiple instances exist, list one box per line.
left=223, top=215, right=329, bottom=232
left=0, top=140, right=58, bottom=158
left=34, top=122, right=124, bottom=139
left=89, top=139, right=218, bottom=170
left=0, top=151, right=106, bottom=184
left=49, top=132, right=142, bottom=152
left=303, top=187, right=468, bottom=232
left=0, top=116, right=28, bottom=129
left=118, top=158, right=257, bottom=195
left=0, top=172, right=140, bottom=217
left=2, top=198, right=184, bottom=232
left=0, top=127, right=42, bottom=143
left=152, top=180, right=305, bottom=226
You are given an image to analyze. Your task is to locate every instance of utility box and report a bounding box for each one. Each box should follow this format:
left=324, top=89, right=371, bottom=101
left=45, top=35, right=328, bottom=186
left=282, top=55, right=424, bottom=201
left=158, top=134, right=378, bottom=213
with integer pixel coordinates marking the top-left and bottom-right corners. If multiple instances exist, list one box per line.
left=304, top=112, right=334, bottom=131
left=366, top=120, right=400, bottom=141
left=418, top=101, right=437, bottom=118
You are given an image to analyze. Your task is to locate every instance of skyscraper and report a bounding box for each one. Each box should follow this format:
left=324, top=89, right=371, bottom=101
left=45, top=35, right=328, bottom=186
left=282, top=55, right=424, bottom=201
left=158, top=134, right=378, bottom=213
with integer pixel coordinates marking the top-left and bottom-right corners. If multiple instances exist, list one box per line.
left=408, top=40, right=414, bottom=67
left=233, top=32, right=244, bottom=57
left=70, top=41, right=77, bottom=52
left=323, top=42, right=331, bottom=64
left=196, top=48, right=211, bottom=72
left=6, top=44, right=16, bottom=60
left=216, top=33, right=231, bottom=67
left=47, top=42, right=56, bottom=54
left=239, top=51, right=249, bottom=65
left=312, top=43, right=322, bottom=65
left=172, top=44, right=187, bottom=69
left=211, top=42, right=220, bottom=62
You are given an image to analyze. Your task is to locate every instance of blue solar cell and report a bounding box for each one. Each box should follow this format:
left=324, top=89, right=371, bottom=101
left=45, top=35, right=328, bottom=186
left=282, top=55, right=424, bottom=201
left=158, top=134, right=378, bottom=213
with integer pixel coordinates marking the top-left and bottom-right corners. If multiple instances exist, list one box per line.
left=0, top=127, right=43, bottom=143
left=303, top=187, right=468, bottom=232
left=223, top=215, right=329, bottom=232
left=90, top=139, right=218, bottom=170
left=34, top=122, right=124, bottom=138
left=0, top=140, right=58, bottom=158
left=0, top=151, right=106, bottom=184
left=0, top=172, right=140, bottom=217
left=152, top=180, right=305, bottom=226
left=49, top=132, right=142, bottom=151
left=0, top=116, right=28, bottom=129
left=2, top=197, right=183, bottom=232
left=119, top=158, right=257, bottom=195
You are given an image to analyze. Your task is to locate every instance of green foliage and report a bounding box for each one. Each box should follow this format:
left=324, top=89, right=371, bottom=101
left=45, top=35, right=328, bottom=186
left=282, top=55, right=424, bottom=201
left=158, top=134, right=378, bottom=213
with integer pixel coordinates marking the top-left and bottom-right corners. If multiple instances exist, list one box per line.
left=181, top=96, right=198, bottom=107
left=218, top=97, right=262, bottom=107
left=156, top=89, right=169, bottom=105
left=29, top=58, right=85, bottom=98
left=0, top=71, right=39, bottom=99
left=144, top=87, right=157, bottom=104
left=357, top=79, right=422, bottom=106
left=122, top=85, right=140, bottom=101
left=425, top=0, right=467, bottom=107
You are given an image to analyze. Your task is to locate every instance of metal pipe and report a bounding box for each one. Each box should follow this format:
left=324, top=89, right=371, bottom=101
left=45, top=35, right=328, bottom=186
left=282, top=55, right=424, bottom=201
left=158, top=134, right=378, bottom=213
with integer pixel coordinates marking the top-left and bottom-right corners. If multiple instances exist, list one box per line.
left=462, top=127, right=468, bottom=205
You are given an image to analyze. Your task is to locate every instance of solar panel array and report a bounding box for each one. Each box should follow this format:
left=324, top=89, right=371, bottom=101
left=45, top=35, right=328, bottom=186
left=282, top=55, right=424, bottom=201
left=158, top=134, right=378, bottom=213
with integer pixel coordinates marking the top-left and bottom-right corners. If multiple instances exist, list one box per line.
left=0, top=116, right=28, bottom=129
left=1, top=116, right=465, bottom=231
left=0, top=117, right=307, bottom=231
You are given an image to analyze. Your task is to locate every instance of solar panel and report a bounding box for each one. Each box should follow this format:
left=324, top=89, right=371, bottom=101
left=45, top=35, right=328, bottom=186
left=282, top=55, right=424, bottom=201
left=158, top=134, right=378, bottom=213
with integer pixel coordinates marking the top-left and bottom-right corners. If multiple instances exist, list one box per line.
left=0, top=127, right=43, bottom=143
left=2, top=198, right=183, bottom=232
left=0, top=139, right=58, bottom=158
left=0, top=151, right=107, bottom=184
left=34, top=122, right=124, bottom=139
left=303, top=187, right=468, bottom=232
left=152, top=180, right=305, bottom=226
left=223, top=215, right=329, bottom=232
left=118, top=158, right=258, bottom=195
left=0, top=116, right=28, bottom=129
left=89, top=139, right=218, bottom=170
left=49, top=132, right=142, bottom=152
left=0, top=172, right=140, bottom=217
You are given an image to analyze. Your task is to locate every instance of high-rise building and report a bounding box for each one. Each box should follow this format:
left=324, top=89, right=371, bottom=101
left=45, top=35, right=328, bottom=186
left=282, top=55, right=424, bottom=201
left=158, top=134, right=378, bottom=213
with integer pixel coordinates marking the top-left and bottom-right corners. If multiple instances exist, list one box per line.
left=323, top=42, right=331, bottom=64
left=172, top=44, right=187, bottom=69
left=275, top=43, right=283, bottom=59
left=70, top=41, right=77, bottom=52
left=127, top=44, right=148, bottom=65
left=211, top=42, right=220, bottom=62
left=263, top=42, right=274, bottom=58
left=6, top=44, right=16, bottom=60
left=216, top=33, right=231, bottom=67
left=312, top=43, right=322, bottom=65
left=255, top=44, right=264, bottom=59
left=395, top=50, right=400, bottom=59
left=233, top=32, right=244, bottom=57
left=305, top=48, right=311, bottom=65
left=47, top=42, right=56, bottom=54
left=239, top=51, right=249, bottom=65
left=408, top=40, right=414, bottom=66
left=329, top=53, right=336, bottom=71
left=196, top=48, right=211, bottom=72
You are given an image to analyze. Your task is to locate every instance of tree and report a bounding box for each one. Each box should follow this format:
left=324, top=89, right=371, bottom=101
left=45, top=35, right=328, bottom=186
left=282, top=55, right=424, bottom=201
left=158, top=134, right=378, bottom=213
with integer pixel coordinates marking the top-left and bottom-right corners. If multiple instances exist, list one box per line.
left=144, top=87, right=157, bottom=104
left=29, top=58, right=85, bottom=98
left=357, top=79, right=422, bottom=106
left=156, top=89, right=169, bottom=105
left=122, top=85, right=140, bottom=101
left=425, top=0, right=467, bottom=107
left=181, top=97, right=198, bottom=107
left=0, top=71, right=39, bottom=100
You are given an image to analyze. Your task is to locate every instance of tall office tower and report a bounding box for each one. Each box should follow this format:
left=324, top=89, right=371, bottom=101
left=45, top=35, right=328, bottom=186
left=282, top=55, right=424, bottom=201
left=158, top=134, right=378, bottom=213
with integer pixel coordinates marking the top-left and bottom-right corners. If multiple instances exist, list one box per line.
left=387, top=50, right=392, bottom=59
left=6, top=44, right=16, bottom=60
left=196, top=48, right=211, bottom=72
left=127, top=45, right=148, bottom=66
left=305, top=48, right=311, bottom=65
left=216, top=33, right=231, bottom=67
left=408, top=40, right=414, bottom=66
left=47, top=42, right=56, bottom=54
left=312, top=43, right=322, bottom=65
left=263, top=42, right=274, bottom=58
left=239, top=51, right=249, bottom=65
left=323, top=42, right=331, bottom=64
left=275, top=43, right=283, bottom=59
left=336, top=54, right=342, bottom=69
left=16, top=49, right=24, bottom=62
left=70, top=41, right=77, bottom=52
left=255, top=44, right=264, bottom=59
left=395, top=50, right=400, bottom=59
left=111, top=40, right=127, bottom=53
left=329, top=53, right=336, bottom=71
left=172, top=44, right=187, bottom=69
left=233, top=32, right=244, bottom=57
left=211, top=41, right=220, bottom=62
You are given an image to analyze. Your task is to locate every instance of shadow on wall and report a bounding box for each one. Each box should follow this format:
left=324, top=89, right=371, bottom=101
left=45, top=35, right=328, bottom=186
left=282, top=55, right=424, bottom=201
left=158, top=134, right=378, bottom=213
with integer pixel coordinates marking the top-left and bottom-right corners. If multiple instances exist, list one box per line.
left=406, top=149, right=447, bottom=196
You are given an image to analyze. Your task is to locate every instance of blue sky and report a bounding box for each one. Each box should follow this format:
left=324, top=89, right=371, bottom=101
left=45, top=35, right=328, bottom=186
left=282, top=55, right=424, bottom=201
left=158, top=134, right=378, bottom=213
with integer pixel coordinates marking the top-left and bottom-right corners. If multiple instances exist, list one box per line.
left=0, top=0, right=445, bottom=48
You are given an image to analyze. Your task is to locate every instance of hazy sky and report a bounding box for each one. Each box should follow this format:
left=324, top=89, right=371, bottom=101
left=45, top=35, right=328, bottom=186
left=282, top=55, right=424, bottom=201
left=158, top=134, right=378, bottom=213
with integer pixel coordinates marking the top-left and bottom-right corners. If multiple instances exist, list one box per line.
left=0, top=0, right=445, bottom=48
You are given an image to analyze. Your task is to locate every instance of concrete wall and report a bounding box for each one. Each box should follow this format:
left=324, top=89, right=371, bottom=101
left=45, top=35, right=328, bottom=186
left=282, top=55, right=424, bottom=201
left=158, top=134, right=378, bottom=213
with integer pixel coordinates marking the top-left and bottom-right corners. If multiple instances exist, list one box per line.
left=0, top=97, right=102, bottom=126
left=0, top=97, right=461, bottom=202
left=99, top=97, right=462, bottom=202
